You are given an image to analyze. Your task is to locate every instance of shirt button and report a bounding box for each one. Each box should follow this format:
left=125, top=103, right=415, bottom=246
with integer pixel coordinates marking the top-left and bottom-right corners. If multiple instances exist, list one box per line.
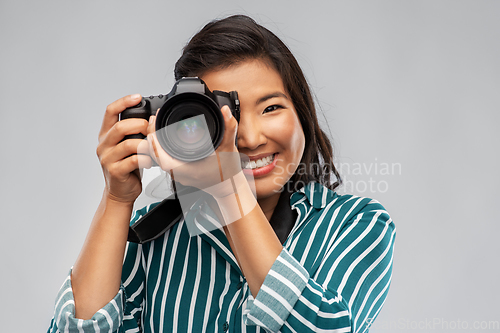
left=223, top=321, right=229, bottom=331
left=236, top=282, right=243, bottom=289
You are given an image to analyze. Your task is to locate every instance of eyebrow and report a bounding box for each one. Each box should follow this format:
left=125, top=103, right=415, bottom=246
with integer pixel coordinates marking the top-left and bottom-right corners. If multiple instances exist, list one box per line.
left=256, top=92, right=289, bottom=105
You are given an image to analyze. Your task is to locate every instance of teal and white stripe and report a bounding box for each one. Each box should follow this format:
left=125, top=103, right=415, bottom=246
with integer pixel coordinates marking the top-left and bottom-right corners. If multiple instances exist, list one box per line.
left=49, top=274, right=126, bottom=332
left=48, top=182, right=395, bottom=333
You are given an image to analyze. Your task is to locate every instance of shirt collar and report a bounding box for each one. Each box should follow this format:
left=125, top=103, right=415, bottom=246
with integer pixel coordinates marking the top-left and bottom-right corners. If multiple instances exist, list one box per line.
left=290, top=182, right=337, bottom=210
left=269, top=184, right=298, bottom=244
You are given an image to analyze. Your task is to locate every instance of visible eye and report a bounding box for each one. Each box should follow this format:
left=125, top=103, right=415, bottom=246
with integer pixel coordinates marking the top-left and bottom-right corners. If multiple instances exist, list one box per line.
left=263, top=105, right=283, bottom=114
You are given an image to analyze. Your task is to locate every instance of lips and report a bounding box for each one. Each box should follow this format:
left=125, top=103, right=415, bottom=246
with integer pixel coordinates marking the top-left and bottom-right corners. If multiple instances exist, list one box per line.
left=242, top=153, right=275, bottom=170
left=241, top=153, right=279, bottom=177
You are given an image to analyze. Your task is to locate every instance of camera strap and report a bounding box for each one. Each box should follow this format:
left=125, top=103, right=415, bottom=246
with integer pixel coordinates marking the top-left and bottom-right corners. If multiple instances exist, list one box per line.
left=127, top=184, right=203, bottom=244
left=128, top=182, right=298, bottom=244
left=127, top=194, right=183, bottom=244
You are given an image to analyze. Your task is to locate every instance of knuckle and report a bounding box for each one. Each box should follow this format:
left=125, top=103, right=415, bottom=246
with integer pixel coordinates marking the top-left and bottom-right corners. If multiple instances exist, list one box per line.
left=105, top=104, right=114, bottom=115
left=114, top=120, right=124, bottom=133
left=121, top=140, right=135, bottom=155
left=96, top=144, right=102, bottom=157
left=107, top=163, right=118, bottom=177
left=129, top=154, right=139, bottom=166
left=142, top=119, right=150, bottom=132
left=230, top=121, right=238, bottom=132
left=123, top=139, right=136, bottom=152
left=96, top=144, right=109, bottom=162
left=98, top=153, right=109, bottom=168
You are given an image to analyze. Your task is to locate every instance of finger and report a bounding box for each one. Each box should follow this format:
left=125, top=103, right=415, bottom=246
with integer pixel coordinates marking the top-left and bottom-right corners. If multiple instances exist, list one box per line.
left=147, top=128, right=161, bottom=167
left=147, top=124, right=184, bottom=171
left=99, top=94, right=142, bottom=139
left=136, top=136, right=152, bottom=157
left=100, top=138, right=144, bottom=167
left=136, top=154, right=153, bottom=170
left=100, top=118, right=149, bottom=148
left=219, top=105, right=238, bottom=150
left=147, top=115, right=156, bottom=137
left=146, top=115, right=167, bottom=164
left=109, top=154, right=152, bottom=181
left=147, top=113, right=187, bottom=171
left=121, top=154, right=154, bottom=174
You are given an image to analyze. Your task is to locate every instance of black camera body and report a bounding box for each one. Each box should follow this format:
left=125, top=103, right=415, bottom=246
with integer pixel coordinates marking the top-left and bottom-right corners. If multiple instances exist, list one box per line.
left=120, top=77, right=240, bottom=161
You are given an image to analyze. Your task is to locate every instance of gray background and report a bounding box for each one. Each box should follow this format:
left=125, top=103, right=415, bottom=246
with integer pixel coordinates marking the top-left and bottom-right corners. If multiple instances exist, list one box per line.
left=1, top=0, right=499, bottom=331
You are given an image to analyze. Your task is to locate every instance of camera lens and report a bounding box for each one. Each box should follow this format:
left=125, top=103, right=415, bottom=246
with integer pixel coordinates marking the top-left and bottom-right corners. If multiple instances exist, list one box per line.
left=165, top=101, right=213, bottom=151
left=155, top=93, right=224, bottom=161
left=176, top=115, right=207, bottom=144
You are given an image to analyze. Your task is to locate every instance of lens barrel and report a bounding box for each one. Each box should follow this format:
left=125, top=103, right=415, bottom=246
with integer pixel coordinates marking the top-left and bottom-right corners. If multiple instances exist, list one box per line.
left=155, top=91, right=225, bottom=161
left=155, top=77, right=238, bottom=161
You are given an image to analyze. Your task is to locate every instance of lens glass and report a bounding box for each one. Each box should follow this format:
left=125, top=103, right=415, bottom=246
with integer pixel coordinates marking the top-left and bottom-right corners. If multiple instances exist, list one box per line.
left=175, top=115, right=207, bottom=144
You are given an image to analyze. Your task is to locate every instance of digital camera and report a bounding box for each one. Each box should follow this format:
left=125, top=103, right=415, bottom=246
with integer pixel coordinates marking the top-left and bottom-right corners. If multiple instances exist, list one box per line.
left=120, top=77, right=240, bottom=161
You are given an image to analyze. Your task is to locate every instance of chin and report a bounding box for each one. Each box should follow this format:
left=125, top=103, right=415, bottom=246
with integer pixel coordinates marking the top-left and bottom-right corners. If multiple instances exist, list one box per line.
left=254, top=179, right=285, bottom=200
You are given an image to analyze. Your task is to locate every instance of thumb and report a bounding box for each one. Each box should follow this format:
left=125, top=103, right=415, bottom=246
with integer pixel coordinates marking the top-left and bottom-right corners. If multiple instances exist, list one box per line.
left=220, top=105, right=238, bottom=150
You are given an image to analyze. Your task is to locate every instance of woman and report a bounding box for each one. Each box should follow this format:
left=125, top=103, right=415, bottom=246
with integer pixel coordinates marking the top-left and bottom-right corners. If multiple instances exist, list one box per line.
left=48, top=15, right=395, bottom=333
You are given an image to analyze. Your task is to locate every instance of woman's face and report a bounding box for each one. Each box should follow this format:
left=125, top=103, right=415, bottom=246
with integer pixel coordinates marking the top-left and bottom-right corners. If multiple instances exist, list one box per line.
left=201, top=59, right=306, bottom=206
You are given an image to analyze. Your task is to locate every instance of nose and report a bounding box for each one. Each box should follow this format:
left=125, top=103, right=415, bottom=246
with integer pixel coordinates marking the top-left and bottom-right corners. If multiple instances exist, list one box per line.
left=236, top=113, right=266, bottom=151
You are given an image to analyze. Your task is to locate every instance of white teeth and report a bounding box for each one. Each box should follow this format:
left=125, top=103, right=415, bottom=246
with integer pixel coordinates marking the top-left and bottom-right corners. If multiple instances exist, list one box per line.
left=242, top=154, right=275, bottom=170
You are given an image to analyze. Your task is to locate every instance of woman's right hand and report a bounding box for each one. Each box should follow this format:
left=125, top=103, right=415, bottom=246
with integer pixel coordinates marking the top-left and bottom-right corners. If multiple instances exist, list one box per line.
left=96, top=94, right=153, bottom=203
left=72, top=94, right=152, bottom=320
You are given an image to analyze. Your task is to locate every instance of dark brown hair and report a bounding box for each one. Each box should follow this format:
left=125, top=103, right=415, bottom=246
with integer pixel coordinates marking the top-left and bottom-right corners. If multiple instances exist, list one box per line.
left=175, top=15, right=341, bottom=191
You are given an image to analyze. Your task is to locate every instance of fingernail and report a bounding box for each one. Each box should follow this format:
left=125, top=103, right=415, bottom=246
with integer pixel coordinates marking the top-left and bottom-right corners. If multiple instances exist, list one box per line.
left=149, top=115, right=154, bottom=125
left=131, top=94, right=141, bottom=100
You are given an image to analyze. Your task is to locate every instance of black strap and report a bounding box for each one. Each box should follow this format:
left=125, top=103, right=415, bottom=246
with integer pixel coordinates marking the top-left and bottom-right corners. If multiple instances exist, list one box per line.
left=128, top=184, right=201, bottom=244
left=128, top=183, right=297, bottom=244
left=128, top=193, right=183, bottom=244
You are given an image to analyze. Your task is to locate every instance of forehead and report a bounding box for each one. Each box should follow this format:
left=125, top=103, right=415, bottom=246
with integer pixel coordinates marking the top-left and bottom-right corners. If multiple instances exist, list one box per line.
left=200, top=59, right=288, bottom=101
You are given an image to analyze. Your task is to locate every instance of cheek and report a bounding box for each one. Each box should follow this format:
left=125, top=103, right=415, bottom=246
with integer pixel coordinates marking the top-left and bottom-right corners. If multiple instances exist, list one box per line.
left=291, top=121, right=306, bottom=157
left=271, top=114, right=305, bottom=160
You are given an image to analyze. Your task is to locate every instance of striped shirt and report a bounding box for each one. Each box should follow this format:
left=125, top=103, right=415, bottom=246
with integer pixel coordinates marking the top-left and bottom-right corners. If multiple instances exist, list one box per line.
left=48, top=182, right=396, bottom=333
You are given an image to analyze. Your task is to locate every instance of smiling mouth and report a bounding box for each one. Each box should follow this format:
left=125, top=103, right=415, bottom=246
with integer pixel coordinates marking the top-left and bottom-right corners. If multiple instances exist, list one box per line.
left=241, top=154, right=276, bottom=170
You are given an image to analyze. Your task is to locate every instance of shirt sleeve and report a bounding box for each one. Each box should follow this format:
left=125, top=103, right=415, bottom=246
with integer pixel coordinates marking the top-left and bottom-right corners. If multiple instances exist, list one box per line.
left=244, top=203, right=396, bottom=333
left=47, top=209, right=149, bottom=333
left=46, top=270, right=126, bottom=333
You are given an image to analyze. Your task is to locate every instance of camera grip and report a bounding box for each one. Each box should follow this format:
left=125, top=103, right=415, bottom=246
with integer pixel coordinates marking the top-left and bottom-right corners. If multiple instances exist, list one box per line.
left=120, top=99, right=151, bottom=140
